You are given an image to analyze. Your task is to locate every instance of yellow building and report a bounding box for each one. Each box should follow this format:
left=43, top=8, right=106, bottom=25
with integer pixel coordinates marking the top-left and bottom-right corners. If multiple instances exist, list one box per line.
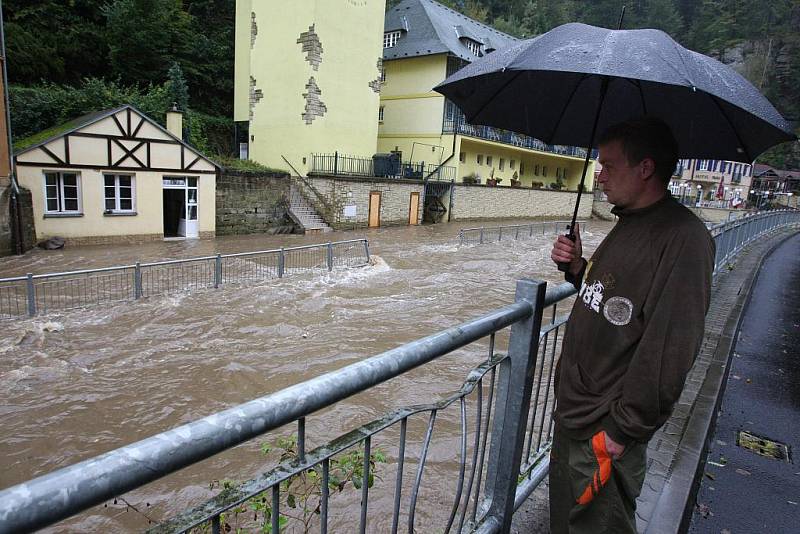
left=234, top=0, right=386, bottom=174
left=14, top=105, right=218, bottom=245
left=379, top=0, right=595, bottom=190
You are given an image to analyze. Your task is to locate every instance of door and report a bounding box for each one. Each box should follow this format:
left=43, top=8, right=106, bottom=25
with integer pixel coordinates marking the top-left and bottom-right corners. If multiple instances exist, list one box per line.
left=368, top=191, right=381, bottom=228
left=409, top=192, right=420, bottom=225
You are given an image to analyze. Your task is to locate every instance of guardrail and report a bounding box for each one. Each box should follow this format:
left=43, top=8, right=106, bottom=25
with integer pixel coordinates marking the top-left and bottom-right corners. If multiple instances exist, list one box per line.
left=0, top=239, right=370, bottom=319
left=710, top=209, right=800, bottom=275
left=0, top=278, right=575, bottom=534
left=458, top=221, right=586, bottom=246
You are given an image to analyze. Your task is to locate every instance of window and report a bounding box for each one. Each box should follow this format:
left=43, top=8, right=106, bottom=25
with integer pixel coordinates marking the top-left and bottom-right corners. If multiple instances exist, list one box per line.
left=380, top=68, right=386, bottom=82
left=510, top=159, right=515, bottom=170
left=499, top=158, right=505, bottom=170
left=486, top=156, right=493, bottom=166
left=543, top=166, right=548, bottom=177
left=464, top=38, right=482, bottom=56
left=378, top=106, right=384, bottom=123
left=459, top=152, right=466, bottom=163
left=104, top=174, right=135, bottom=213
left=384, top=31, right=401, bottom=48
left=698, top=159, right=710, bottom=171
left=534, top=164, right=540, bottom=176
left=519, top=162, right=524, bottom=175
left=44, top=172, right=81, bottom=214
left=477, top=154, right=483, bottom=165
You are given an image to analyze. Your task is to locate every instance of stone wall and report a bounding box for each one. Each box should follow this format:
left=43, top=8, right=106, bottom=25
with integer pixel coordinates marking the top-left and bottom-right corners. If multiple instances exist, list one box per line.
left=308, top=175, right=424, bottom=229
left=216, top=170, right=297, bottom=235
left=0, top=185, right=35, bottom=255
left=450, top=184, right=594, bottom=221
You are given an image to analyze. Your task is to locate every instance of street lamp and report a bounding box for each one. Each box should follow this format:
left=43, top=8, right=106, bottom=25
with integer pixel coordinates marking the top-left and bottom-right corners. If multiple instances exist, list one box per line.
left=696, top=184, right=703, bottom=206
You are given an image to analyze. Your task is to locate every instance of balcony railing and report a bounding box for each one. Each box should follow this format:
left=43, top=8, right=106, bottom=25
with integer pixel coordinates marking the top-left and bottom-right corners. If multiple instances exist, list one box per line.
left=310, top=152, right=456, bottom=181
left=442, top=107, right=596, bottom=160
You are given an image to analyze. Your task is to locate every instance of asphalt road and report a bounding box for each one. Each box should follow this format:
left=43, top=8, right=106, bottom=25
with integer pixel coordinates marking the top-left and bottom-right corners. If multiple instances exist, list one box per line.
left=689, top=232, right=800, bottom=533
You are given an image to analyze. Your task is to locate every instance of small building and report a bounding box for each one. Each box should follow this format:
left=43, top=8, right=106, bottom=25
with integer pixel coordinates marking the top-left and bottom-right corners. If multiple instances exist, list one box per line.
left=14, top=105, right=218, bottom=246
left=671, top=158, right=753, bottom=207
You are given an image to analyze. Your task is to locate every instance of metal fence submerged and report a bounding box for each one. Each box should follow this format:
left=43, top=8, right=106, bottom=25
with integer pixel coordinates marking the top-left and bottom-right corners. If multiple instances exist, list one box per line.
left=458, top=221, right=584, bottom=246
left=0, top=239, right=370, bottom=319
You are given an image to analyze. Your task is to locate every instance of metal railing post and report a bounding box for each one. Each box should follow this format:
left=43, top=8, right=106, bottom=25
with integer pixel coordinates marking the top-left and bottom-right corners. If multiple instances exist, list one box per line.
left=278, top=248, right=285, bottom=278
left=459, top=230, right=464, bottom=247
left=327, top=242, right=334, bottom=271
left=498, top=227, right=503, bottom=242
left=480, top=279, right=547, bottom=533
left=26, top=273, right=36, bottom=317
left=334, top=151, right=338, bottom=176
left=363, top=239, right=370, bottom=264
left=214, top=254, right=222, bottom=289
left=134, top=263, right=142, bottom=300
left=480, top=228, right=484, bottom=244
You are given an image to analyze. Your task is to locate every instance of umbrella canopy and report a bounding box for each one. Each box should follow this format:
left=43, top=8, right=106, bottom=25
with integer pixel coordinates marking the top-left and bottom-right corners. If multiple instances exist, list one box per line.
left=434, top=23, right=796, bottom=163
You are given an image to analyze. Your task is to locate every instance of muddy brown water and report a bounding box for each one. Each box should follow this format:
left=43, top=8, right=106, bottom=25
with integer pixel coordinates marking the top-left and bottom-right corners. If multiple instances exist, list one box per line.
left=0, top=219, right=612, bottom=532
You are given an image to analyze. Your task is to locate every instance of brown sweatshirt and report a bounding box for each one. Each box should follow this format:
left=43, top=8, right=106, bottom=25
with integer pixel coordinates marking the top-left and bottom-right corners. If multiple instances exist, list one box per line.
left=555, top=195, right=714, bottom=445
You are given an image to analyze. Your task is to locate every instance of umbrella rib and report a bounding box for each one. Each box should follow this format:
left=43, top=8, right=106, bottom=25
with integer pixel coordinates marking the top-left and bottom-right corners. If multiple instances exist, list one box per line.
left=709, top=95, right=753, bottom=162
left=465, top=70, right=525, bottom=126
left=633, top=79, right=648, bottom=115
left=547, top=73, right=594, bottom=144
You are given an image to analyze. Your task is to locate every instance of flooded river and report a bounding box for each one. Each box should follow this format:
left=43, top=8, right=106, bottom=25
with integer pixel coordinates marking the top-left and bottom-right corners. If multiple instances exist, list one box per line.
left=0, top=219, right=612, bottom=532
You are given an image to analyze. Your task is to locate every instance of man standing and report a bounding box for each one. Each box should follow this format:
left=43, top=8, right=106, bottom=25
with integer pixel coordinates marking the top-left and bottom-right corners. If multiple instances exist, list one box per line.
left=549, top=117, right=715, bottom=533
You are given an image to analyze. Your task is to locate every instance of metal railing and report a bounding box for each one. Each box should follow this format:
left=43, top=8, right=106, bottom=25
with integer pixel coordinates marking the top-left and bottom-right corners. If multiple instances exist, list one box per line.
left=309, top=152, right=457, bottom=182
left=458, top=221, right=587, bottom=246
left=0, top=239, right=370, bottom=319
left=442, top=108, right=598, bottom=161
left=0, top=279, right=574, bottom=534
left=710, top=209, right=800, bottom=275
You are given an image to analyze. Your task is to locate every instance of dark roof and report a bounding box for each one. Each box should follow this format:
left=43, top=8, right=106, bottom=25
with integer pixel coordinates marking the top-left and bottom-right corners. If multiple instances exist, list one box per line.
left=383, top=0, right=518, bottom=62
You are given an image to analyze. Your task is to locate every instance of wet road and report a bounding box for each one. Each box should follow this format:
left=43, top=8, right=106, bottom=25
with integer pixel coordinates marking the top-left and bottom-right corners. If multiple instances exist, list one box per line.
left=0, top=219, right=611, bottom=532
left=689, top=233, right=800, bottom=533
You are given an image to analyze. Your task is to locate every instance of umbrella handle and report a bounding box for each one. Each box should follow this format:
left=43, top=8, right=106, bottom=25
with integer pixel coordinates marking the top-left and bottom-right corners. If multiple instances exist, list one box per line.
left=556, top=228, right=576, bottom=273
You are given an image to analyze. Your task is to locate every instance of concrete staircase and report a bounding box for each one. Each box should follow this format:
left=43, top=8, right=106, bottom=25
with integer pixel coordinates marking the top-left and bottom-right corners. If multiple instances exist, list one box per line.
left=289, top=184, right=332, bottom=234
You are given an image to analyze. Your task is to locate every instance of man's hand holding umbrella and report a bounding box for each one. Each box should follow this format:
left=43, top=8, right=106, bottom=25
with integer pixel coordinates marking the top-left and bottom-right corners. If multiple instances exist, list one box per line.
left=550, top=223, right=583, bottom=279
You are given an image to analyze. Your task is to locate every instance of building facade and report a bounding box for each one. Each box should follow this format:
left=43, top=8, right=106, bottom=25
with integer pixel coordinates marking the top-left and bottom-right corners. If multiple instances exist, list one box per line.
left=14, top=106, right=218, bottom=245
left=379, top=0, right=594, bottom=190
left=234, top=0, right=386, bottom=174
left=670, top=158, right=753, bottom=207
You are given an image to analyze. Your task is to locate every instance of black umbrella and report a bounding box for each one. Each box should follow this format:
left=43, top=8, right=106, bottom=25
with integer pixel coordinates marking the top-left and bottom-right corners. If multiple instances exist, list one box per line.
left=435, top=22, right=796, bottom=263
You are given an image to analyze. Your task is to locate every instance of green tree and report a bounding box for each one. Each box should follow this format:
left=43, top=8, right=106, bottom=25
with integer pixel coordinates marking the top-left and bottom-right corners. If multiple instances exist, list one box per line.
left=103, top=0, right=193, bottom=86
left=167, top=62, right=189, bottom=113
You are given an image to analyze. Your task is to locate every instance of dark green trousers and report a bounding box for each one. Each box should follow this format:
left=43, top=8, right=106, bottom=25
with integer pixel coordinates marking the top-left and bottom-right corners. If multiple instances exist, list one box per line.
left=549, top=425, right=647, bottom=533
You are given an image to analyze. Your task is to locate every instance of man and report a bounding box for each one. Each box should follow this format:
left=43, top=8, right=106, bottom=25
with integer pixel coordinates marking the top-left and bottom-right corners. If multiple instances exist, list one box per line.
left=549, top=117, right=715, bottom=533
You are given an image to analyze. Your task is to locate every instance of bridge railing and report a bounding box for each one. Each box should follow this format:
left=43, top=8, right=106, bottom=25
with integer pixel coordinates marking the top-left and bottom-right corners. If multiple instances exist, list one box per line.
left=0, top=279, right=577, bottom=534
left=710, top=209, right=800, bottom=275
left=0, top=239, right=370, bottom=319
left=458, top=221, right=585, bottom=246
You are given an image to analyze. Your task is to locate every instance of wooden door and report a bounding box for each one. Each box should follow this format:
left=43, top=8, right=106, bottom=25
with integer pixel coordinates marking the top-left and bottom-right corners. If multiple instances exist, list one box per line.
left=368, top=191, right=381, bottom=228
left=409, top=192, right=420, bottom=225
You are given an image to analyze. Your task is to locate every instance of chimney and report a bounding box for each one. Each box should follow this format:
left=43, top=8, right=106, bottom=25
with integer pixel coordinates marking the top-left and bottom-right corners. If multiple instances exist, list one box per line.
left=166, top=102, right=183, bottom=140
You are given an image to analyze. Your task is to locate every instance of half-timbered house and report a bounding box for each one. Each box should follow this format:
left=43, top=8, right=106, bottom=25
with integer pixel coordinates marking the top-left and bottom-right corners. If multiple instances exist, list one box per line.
left=14, top=105, right=218, bottom=245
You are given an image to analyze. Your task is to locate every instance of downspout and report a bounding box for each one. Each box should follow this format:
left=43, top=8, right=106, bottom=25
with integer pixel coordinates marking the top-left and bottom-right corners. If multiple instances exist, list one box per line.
left=0, top=0, right=23, bottom=254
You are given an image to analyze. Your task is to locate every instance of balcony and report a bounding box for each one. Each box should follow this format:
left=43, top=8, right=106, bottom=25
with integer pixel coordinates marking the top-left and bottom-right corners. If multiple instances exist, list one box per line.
left=442, top=105, right=596, bottom=160
left=309, top=152, right=456, bottom=181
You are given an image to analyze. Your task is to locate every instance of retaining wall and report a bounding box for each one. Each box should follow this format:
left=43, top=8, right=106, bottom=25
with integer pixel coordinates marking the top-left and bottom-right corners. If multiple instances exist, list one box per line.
left=215, top=170, right=297, bottom=235
left=308, top=175, right=424, bottom=229
left=450, top=184, right=593, bottom=221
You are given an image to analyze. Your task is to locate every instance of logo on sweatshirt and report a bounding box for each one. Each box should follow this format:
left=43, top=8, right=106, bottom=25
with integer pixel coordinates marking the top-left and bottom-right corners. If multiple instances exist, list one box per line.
left=579, top=276, right=633, bottom=326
